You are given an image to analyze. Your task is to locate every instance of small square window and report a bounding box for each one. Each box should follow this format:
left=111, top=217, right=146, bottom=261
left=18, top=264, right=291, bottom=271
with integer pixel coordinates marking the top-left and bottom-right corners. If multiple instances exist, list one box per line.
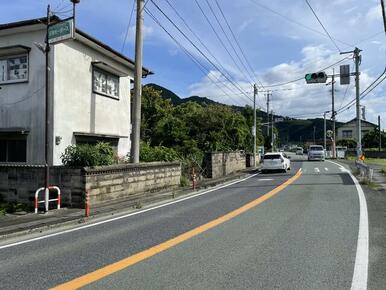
left=0, top=54, right=28, bottom=84
left=93, top=68, right=119, bottom=99
left=0, top=136, right=27, bottom=162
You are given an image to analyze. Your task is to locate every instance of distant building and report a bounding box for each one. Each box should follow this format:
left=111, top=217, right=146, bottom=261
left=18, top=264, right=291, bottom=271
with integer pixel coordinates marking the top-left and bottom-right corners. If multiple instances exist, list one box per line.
left=0, top=17, right=152, bottom=165
left=336, top=118, right=377, bottom=141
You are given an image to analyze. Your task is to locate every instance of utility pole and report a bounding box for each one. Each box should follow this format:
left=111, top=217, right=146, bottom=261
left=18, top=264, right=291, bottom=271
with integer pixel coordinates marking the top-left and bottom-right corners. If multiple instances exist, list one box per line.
left=331, top=69, right=336, bottom=158
left=271, top=110, right=274, bottom=152
left=341, top=47, right=362, bottom=159
left=266, top=91, right=270, bottom=136
left=313, top=126, right=316, bottom=144
left=253, top=84, right=257, bottom=167
left=379, top=115, right=382, bottom=152
left=324, top=112, right=327, bottom=151
left=381, top=0, right=386, bottom=34
left=44, top=5, right=51, bottom=212
left=354, top=48, right=362, bottom=158
left=131, top=0, right=144, bottom=163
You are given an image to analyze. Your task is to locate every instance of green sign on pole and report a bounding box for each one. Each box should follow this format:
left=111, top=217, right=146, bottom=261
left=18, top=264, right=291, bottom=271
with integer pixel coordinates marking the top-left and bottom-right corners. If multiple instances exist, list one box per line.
left=48, top=19, right=74, bottom=44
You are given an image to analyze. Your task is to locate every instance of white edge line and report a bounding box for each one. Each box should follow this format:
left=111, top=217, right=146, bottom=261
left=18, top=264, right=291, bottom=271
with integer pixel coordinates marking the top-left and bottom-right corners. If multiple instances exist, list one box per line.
left=327, top=160, right=368, bottom=290
left=0, top=172, right=261, bottom=250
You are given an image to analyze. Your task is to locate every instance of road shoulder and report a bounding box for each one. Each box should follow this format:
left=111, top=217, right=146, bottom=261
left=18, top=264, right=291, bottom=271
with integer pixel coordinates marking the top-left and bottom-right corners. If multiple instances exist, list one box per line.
left=337, top=160, right=386, bottom=289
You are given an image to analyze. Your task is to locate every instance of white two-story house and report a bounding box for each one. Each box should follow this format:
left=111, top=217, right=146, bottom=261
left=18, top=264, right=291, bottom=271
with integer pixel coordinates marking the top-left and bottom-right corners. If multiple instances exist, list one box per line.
left=0, top=16, right=151, bottom=165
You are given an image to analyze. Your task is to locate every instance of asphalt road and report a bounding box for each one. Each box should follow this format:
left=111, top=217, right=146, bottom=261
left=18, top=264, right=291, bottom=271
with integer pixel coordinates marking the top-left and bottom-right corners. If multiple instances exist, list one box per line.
left=0, top=155, right=370, bottom=289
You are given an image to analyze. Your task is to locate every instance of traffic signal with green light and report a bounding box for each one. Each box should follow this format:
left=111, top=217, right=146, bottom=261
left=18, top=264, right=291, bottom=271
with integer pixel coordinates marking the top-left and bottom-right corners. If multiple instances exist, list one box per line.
left=305, top=72, right=327, bottom=84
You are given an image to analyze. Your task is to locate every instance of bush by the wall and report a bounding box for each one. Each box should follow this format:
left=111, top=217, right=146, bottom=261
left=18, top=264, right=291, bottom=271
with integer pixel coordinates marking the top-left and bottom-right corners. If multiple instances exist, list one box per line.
left=139, top=142, right=180, bottom=162
left=61, top=142, right=114, bottom=167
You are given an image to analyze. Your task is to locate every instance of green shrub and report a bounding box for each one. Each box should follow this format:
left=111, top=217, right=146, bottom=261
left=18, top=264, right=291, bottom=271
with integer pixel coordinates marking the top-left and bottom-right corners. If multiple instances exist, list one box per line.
left=0, top=201, right=31, bottom=214
left=61, top=142, right=114, bottom=167
left=139, top=142, right=180, bottom=162
left=180, top=175, right=190, bottom=187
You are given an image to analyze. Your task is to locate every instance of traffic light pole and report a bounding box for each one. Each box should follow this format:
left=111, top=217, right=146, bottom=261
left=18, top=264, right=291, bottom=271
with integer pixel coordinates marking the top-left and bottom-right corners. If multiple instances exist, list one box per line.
left=341, top=47, right=362, bottom=159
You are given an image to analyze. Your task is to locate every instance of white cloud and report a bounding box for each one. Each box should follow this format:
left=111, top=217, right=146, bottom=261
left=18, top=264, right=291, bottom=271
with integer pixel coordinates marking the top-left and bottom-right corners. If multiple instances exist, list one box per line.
left=366, top=5, right=383, bottom=22
left=188, top=44, right=384, bottom=124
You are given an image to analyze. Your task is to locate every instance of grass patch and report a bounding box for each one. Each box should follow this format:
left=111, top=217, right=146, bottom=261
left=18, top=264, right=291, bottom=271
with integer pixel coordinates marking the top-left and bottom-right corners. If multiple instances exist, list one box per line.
left=364, top=158, right=386, bottom=167
left=366, top=181, right=380, bottom=190
left=347, top=156, right=386, bottom=168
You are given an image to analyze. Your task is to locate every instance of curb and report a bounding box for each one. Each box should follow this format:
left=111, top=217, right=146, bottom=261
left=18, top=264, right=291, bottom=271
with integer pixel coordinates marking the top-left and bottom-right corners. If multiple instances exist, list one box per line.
left=0, top=168, right=260, bottom=242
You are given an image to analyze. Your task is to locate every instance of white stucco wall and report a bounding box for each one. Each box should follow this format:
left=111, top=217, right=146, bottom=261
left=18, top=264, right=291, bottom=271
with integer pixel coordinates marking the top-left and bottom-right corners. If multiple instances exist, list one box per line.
left=52, top=38, right=133, bottom=165
left=0, top=26, right=48, bottom=164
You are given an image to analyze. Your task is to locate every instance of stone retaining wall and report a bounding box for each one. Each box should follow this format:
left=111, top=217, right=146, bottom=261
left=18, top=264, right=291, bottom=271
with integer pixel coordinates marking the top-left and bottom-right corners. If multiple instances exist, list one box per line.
left=204, top=152, right=246, bottom=179
left=84, top=162, right=181, bottom=205
left=0, top=162, right=181, bottom=208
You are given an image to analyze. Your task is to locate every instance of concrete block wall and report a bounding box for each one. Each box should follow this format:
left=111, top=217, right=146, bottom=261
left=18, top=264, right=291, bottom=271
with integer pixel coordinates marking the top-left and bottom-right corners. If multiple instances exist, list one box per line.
left=204, top=152, right=246, bottom=179
left=0, top=165, right=83, bottom=207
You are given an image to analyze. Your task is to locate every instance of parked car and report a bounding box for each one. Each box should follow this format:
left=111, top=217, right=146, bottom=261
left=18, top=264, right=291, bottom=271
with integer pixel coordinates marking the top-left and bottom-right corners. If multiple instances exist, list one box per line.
left=308, top=145, right=325, bottom=161
left=262, top=152, right=291, bottom=173
left=295, top=147, right=304, bottom=155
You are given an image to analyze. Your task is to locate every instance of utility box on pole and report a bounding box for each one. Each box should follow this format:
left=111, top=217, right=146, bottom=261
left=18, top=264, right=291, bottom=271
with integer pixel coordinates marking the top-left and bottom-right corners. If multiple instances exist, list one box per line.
left=340, top=64, right=350, bottom=85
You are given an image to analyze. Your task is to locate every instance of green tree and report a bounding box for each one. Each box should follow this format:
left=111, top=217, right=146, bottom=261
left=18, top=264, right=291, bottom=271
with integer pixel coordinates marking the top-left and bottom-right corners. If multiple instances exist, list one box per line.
left=362, top=129, right=386, bottom=148
left=141, top=86, right=174, bottom=144
left=336, top=138, right=357, bottom=148
left=140, top=87, right=264, bottom=163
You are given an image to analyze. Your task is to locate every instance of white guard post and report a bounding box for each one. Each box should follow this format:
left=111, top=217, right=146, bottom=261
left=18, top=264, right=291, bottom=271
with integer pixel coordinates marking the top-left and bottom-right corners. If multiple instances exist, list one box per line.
left=34, top=186, right=61, bottom=213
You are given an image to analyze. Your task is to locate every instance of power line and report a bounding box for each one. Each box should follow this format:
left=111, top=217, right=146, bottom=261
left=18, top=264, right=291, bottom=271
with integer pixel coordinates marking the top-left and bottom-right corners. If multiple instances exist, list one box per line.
left=163, top=0, right=243, bottom=92
left=144, top=8, right=253, bottom=107
left=193, top=0, right=253, bottom=85
left=263, top=57, right=350, bottom=87
left=0, top=86, right=45, bottom=107
left=145, top=8, right=240, bottom=106
left=305, top=0, right=341, bottom=52
left=247, top=0, right=352, bottom=48
left=148, top=0, right=254, bottom=103
left=204, top=0, right=255, bottom=85
left=214, top=0, right=265, bottom=88
left=338, top=82, right=351, bottom=111
left=121, top=0, right=136, bottom=53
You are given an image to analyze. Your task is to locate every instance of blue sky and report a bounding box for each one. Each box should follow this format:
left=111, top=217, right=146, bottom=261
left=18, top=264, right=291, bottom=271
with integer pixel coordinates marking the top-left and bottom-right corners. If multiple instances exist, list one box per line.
left=1, top=0, right=385, bottom=126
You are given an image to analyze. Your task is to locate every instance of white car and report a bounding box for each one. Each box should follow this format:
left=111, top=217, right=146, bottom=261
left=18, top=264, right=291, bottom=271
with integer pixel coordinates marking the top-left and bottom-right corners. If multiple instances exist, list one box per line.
left=295, top=147, right=304, bottom=155
left=262, top=152, right=291, bottom=173
left=308, top=145, right=325, bottom=161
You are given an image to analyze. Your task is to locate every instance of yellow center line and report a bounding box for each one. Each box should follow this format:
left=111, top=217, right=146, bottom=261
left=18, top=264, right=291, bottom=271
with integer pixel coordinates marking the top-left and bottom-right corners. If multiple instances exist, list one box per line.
left=52, top=169, right=302, bottom=290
